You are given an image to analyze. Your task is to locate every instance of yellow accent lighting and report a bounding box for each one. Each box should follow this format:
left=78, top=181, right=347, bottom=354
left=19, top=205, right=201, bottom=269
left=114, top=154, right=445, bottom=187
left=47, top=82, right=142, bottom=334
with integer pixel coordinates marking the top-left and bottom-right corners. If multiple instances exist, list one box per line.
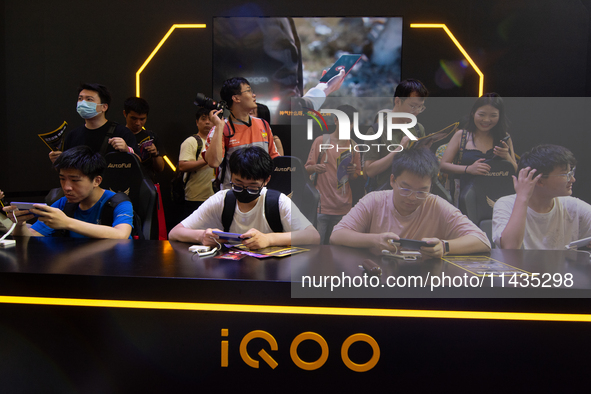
left=163, top=155, right=176, bottom=172
left=136, top=24, right=206, bottom=97
left=410, top=23, right=484, bottom=97
left=0, top=296, right=591, bottom=323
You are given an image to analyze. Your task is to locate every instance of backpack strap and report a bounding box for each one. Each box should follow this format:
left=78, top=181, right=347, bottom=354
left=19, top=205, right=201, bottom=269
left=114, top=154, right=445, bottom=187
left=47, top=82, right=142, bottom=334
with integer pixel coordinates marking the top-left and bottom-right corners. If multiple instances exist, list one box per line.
left=99, top=122, right=118, bottom=156
left=221, top=189, right=283, bottom=233
left=99, top=192, right=143, bottom=239
left=456, top=129, right=468, bottom=164
left=312, top=134, right=331, bottom=187
left=222, top=191, right=236, bottom=232
left=321, top=134, right=330, bottom=163
left=99, top=192, right=131, bottom=226
left=264, top=189, right=283, bottom=233
left=216, top=123, right=232, bottom=188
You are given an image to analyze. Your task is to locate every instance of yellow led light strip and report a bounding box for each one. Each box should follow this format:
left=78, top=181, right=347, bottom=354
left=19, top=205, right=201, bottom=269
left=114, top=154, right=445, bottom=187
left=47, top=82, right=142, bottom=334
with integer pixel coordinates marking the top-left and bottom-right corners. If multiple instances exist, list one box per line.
left=136, top=24, right=206, bottom=97
left=163, top=155, right=176, bottom=172
left=410, top=23, right=484, bottom=97
left=0, top=296, right=590, bottom=322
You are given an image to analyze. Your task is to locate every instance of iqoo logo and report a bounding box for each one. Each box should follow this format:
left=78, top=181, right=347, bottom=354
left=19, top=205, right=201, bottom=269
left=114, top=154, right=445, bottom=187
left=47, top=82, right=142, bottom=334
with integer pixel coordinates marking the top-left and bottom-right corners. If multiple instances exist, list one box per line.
left=306, top=108, right=418, bottom=153
left=221, top=329, right=380, bottom=372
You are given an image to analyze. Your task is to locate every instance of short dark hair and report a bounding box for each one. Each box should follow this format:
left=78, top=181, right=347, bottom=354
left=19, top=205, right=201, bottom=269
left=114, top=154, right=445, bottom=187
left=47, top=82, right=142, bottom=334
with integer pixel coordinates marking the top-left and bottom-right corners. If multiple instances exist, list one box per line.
left=196, top=106, right=209, bottom=119
left=391, top=147, right=439, bottom=180
left=394, top=79, right=429, bottom=99
left=220, top=77, right=250, bottom=109
left=229, top=146, right=274, bottom=181
left=54, top=146, right=106, bottom=180
left=255, top=103, right=271, bottom=124
left=518, top=144, right=577, bottom=176
left=336, top=104, right=357, bottom=119
left=464, top=93, right=509, bottom=142
left=124, top=96, right=149, bottom=115
left=78, top=83, right=111, bottom=110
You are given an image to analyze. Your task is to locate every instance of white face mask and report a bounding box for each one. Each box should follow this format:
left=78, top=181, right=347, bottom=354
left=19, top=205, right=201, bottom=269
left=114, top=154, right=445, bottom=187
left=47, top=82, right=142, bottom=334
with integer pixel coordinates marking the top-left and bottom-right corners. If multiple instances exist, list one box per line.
left=76, top=100, right=102, bottom=119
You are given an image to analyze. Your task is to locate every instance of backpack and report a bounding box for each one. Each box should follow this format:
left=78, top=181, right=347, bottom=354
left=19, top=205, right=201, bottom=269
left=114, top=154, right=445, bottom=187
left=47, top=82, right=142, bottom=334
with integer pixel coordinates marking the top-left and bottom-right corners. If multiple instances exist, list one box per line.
left=171, top=134, right=203, bottom=203
left=55, top=192, right=144, bottom=239
left=221, top=189, right=283, bottom=233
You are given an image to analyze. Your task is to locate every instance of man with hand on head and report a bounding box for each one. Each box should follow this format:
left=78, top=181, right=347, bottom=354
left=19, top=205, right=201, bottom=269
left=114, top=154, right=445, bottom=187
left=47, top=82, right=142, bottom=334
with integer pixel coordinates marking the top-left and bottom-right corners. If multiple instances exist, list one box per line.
left=331, top=148, right=490, bottom=258
left=493, top=144, right=591, bottom=249
left=6, top=146, right=133, bottom=239
left=49, top=83, right=136, bottom=163
left=169, top=146, right=320, bottom=249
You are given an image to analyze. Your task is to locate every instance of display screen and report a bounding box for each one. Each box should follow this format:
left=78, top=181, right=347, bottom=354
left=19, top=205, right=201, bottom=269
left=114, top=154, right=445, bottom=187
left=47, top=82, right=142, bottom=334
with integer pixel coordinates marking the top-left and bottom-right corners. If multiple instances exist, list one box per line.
left=213, top=17, right=403, bottom=124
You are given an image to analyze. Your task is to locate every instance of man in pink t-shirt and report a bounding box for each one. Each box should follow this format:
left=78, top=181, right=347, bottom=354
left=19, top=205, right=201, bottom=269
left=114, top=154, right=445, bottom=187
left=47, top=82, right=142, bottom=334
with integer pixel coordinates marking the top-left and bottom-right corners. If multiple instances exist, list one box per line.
left=331, top=148, right=490, bottom=258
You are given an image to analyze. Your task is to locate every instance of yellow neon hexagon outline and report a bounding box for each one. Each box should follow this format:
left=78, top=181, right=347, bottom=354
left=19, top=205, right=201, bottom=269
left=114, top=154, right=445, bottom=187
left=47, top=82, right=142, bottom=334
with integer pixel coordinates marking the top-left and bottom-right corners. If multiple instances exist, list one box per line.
left=136, top=24, right=206, bottom=97
left=410, top=23, right=484, bottom=97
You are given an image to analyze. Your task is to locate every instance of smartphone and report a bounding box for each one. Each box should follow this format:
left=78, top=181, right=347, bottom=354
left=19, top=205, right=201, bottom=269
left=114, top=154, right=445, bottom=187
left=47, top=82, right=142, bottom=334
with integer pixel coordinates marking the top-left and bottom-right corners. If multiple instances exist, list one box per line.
left=498, top=135, right=510, bottom=145
left=11, top=202, right=46, bottom=210
left=566, top=236, right=591, bottom=250
left=319, top=54, right=362, bottom=82
left=212, top=231, right=245, bottom=242
left=393, top=238, right=435, bottom=250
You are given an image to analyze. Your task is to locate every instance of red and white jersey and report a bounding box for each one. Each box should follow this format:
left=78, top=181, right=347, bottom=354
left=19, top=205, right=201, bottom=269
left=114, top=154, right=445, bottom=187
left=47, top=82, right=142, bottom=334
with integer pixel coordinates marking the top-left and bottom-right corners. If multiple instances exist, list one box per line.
left=203, top=116, right=279, bottom=189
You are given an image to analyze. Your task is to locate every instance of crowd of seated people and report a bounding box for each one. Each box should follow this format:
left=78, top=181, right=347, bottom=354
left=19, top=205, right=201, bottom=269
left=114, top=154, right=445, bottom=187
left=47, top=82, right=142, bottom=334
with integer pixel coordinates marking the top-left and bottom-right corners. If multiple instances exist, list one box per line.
left=2, top=76, right=589, bottom=256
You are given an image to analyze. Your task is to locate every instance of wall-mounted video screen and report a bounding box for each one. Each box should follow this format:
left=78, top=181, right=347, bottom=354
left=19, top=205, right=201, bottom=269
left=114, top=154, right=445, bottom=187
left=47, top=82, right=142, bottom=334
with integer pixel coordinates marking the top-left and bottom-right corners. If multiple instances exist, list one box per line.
left=213, top=17, right=403, bottom=124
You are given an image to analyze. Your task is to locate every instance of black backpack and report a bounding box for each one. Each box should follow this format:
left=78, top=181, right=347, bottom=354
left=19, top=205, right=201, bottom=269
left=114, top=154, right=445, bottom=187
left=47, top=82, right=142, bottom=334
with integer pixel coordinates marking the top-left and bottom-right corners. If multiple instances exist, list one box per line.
left=55, top=192, right=143, bottom=239
left=221, top=189, right=283, bottom=233
left=171, top=135, right=203, bottom=203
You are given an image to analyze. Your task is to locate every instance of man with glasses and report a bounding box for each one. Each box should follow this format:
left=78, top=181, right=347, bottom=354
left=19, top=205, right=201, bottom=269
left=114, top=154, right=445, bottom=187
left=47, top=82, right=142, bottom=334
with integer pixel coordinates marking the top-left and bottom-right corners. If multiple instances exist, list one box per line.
left=331, top=148, right=490, bottom=258
left=364, top=79, right=429, bottom=191
left=204, top=77, right=280, bottom=190
left=169, top=147, right=320, bottom=249
left=493, top=145, right=591, bottom=249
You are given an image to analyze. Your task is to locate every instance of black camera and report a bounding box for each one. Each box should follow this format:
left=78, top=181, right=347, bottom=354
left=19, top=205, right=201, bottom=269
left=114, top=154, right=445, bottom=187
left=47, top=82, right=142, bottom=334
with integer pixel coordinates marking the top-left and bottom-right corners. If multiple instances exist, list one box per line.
left=194, top=93, right=227, bottom=112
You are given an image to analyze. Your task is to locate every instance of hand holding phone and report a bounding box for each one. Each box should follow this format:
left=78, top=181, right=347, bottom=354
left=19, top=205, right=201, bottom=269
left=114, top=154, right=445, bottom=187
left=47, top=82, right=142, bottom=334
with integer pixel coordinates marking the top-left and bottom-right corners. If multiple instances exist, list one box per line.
left=212, top=231, right=245, bottom=242
left=393, top=238, right=434, bottom=250
left=11, top=202, right=46, bottom=211
left=319, top=54, right=362, bottom=82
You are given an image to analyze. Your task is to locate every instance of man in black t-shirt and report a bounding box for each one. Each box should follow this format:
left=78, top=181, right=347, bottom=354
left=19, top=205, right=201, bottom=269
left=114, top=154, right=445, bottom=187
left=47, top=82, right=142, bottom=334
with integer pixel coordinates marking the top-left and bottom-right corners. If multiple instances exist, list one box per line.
left=123, top=97, right=165, bottom=180
left=49, top=83, right=137, bottom=163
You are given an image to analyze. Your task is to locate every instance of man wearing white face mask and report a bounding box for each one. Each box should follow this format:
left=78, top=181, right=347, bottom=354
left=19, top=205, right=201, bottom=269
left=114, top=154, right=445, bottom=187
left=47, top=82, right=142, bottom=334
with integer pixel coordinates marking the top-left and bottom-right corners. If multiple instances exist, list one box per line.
left=49, top=83, right=137, bottom=163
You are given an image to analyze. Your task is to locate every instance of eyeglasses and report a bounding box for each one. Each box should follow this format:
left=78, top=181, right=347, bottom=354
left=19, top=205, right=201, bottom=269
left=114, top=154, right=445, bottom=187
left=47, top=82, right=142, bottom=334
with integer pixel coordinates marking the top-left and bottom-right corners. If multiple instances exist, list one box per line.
left=230, top=182, right=263, bottom=194
left=239, top=88, right=254, bottom=95
left=394, top=182, right=430, bottom=199
left=544, top=167, right=576, bottom=182
left=402, top=99, right=426, bottom=113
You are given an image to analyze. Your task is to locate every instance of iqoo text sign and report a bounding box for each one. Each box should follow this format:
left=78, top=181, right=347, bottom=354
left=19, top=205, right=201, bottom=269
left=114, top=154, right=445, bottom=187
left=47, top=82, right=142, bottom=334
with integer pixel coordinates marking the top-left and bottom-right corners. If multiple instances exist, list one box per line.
left=221, top=329, right=380, bottom=372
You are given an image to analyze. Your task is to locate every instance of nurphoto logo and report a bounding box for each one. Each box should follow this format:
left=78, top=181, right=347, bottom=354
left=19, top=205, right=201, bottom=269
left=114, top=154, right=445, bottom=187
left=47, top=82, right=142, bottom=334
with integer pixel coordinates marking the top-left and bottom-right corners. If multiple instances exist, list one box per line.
left=306, top=108, right=418, bottom=153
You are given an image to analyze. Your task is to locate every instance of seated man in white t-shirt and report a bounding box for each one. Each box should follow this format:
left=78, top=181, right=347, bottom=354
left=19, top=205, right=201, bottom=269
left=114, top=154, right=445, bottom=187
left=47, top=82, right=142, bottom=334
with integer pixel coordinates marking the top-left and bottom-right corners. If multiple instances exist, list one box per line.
left=331, top=148, right=491, bottom=258
left=492, top=144, right=591, bottom=249
left=169, top=146, right=320, bottom=249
